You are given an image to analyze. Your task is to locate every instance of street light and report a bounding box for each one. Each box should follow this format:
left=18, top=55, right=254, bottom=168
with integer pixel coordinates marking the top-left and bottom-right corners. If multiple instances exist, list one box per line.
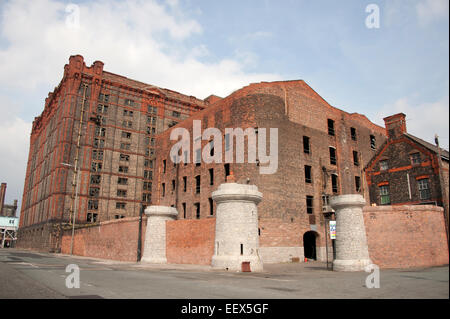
left=61, top=162, right=80, bottom=255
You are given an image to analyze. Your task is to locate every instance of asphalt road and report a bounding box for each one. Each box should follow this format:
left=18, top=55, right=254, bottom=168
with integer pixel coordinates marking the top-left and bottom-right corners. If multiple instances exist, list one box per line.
left=0, top=248, right=448, bottom=299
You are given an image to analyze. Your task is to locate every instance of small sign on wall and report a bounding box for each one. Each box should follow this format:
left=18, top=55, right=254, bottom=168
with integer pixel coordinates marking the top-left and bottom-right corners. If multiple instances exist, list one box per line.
left=329, top=221, right=336, bottom=239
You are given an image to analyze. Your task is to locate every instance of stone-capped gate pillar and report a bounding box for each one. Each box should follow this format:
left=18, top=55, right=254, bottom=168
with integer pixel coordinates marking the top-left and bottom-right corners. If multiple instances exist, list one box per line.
left=330, top=194, right=371, bottom=271
left=141, top=205, right=178, bottom=264
left=211, top=182, right=263, bottom=272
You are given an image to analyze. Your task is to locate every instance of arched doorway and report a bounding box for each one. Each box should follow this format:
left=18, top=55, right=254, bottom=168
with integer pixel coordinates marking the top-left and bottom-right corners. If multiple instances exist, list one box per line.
left=303, top=231, right=317, bottom=260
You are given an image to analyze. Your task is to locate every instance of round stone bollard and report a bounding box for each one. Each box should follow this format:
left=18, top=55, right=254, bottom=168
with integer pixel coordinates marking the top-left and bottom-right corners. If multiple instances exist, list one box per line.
left=211, top=182, right=264, bottom=272
left=330, top=194, right=372, bottom=271
left=141, top=205, right=178, bottom=264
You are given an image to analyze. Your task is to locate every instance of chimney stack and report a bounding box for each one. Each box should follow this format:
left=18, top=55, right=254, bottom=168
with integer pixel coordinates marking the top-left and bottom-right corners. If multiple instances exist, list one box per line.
left=383, top=113, right=407, bottom=139
left=0, top=183, right=6, bottom=216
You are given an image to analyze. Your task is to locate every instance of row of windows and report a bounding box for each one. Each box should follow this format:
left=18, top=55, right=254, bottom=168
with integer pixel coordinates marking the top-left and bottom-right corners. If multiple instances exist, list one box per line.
left=161, top=167, right=227, bottom=197
left=327, top=119, right=377, bottom=149
left=379, top=152, right=423, bottom=171
left=379, top=178, right=431, bottom=205
left=178, top=199, right=214, bottom=219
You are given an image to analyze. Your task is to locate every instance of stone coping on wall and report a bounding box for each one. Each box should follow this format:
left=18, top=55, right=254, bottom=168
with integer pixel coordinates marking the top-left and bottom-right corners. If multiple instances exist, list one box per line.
left=363, top=205, right=444, bottom=213
left=67, top=216, right=147, bottom=231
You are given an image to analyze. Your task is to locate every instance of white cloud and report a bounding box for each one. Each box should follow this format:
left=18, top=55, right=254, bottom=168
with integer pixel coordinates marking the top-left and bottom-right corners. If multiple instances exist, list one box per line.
left=0, top=0, right=280, bottom=98
left=0, top=0, right=281, bottom=211
left=0, top=117, right=32, bottom=213
left=375, top=95, right=449, bottom=150
left=416, top=0, right=449, bottom=26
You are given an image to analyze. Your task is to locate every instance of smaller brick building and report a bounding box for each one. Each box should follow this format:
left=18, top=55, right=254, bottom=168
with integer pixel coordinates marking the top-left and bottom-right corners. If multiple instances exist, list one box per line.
left=365, top=113, right=449, bottom=241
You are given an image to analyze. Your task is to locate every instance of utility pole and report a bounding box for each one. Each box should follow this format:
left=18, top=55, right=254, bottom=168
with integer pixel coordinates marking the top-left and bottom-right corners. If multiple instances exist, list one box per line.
left=435, top=134, right=449, bottom=249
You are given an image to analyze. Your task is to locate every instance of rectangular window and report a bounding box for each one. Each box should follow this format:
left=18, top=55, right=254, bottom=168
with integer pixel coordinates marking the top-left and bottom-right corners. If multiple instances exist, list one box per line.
left=172, top=111, right=181, bottom=118
left=95, top=126, right=106, bottom=137
left=328, top=119, right=335, bottom=136
left=379, top=185, right=390, bottom=205
left=332, top=174, right=339, bottom=193
left=117, top=177, right=128, bottom=185
left=209, top=168, right=214, bottom=185
left=172, top=179, right=176, bottom=191
left=183, top=176, right=187, bottom=192
left=353, top=151, right=359, bottom=166
left=93, top=138, right=105, bottom=148
left=355, top=176, right=361, bottom=192
left=117, top=189, right=127, bottom=197
left=147, top=105, right=157, bottom=114
left=88, top=200, right=98, bottom=210
left=121, top=131, right=131, bottom=139
left=98, top=93, right=109, bottom=102
left=116, top=202, right=126, bottom=209
left=225, top=133, right=230, bottom=151
left=142, top=193, right=151, bottom=203
left=92, top=150, right=103, bottom=161
left=97, top=104, right=108, bottom=114
left=163, top=160, right=166, bottom=173
left=124, top=99, right=134, bottom=106
left=91, top=162, right=102, bottom=172
left=411, top=153, right=421, bottom=165
left=329, top=147, right=337, bottom=165
left=123, top=109, right=134, bottom=117
left=224, top=164, right=230, bottom=181
left=306, top=196, right=314, bottom=214
left=195, top=175, right=201, bottom=194
left=120, top=154, right=130, bottom=162
left=86, top=213, right=98, bottom=223
left=162, top=183, right=165, bottom=197
left=370, top=135, right=376, bottom=150
left=195, top=147, right=201, bottom=166
left=182, top=203, right=186, bottom=219
left=303, top=136, right=310, bottom=154
left=194, top=202, right=200, bottom=219
left=144, top=170, right=152, bottom=179
left=380, top=160, right=388, bottom=171
left=89, top=187, right=100, bottom=197
left=90, top=175, right=101, bottom=184
left=119, top=166, right=129, bottom=173
left=209, top=198, right=214, bottom=216
left=350, top=127, right=357, bottom=141
left=418, top=178, right=431, bottom=200
left=143, top=182, right=152, bottom=191
left=122, top=120, right=133, bottom=128
left=120, top=143, right=131, bottom=150
left=304, top=165, right=312, bottom=184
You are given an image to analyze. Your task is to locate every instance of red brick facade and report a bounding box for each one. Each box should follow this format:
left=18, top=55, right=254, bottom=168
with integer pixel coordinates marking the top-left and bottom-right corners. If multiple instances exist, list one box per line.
left=61, top=216, right=146, bottom=262
left=57, top=204, right=448, bottom=269
left=166, top=218, right=215, bottom=265
left=152, top=81, right=387, bottom=261
left=364, top=205, right=449, bottom=269
left=17, top=55, right=208, bottom=252
left=365, top=113, right=449, bottom=244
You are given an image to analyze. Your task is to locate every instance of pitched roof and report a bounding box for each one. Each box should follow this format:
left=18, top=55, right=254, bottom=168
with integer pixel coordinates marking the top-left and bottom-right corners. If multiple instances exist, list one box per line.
left=404, top=133, right=449, bottom=160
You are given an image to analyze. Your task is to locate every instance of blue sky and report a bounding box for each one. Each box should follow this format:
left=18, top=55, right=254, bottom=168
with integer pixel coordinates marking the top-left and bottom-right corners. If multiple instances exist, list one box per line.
left=0, top=0, right=448, bottom=211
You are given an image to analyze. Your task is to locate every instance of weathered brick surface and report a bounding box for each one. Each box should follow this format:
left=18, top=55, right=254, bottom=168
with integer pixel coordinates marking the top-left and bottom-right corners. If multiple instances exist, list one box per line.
left=166, top=218, right=215, bottom=265
left=18, top=54, right=208, bottom=252
left=363, top=205, right=449, bottom=269
left=60, top=217, right=147, bottom=262
left=153, top=81, right=386, bottom=261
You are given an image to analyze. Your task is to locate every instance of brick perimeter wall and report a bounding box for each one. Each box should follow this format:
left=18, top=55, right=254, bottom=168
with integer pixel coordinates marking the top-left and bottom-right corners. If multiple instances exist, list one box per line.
left=166, top=218, right=215, bottom=265
left=61, top=217, right=146, bottom=262
left=363, top=205, right=449, bottom=269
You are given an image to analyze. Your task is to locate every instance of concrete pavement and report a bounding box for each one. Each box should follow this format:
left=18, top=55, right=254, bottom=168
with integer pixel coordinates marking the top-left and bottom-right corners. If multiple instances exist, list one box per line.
left=0, top=248, right=448, bottom=299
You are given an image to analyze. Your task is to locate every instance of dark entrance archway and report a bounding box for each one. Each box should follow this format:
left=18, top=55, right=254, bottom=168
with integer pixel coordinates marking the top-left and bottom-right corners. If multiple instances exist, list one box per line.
left=303, top=231, right=317, bottom=260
